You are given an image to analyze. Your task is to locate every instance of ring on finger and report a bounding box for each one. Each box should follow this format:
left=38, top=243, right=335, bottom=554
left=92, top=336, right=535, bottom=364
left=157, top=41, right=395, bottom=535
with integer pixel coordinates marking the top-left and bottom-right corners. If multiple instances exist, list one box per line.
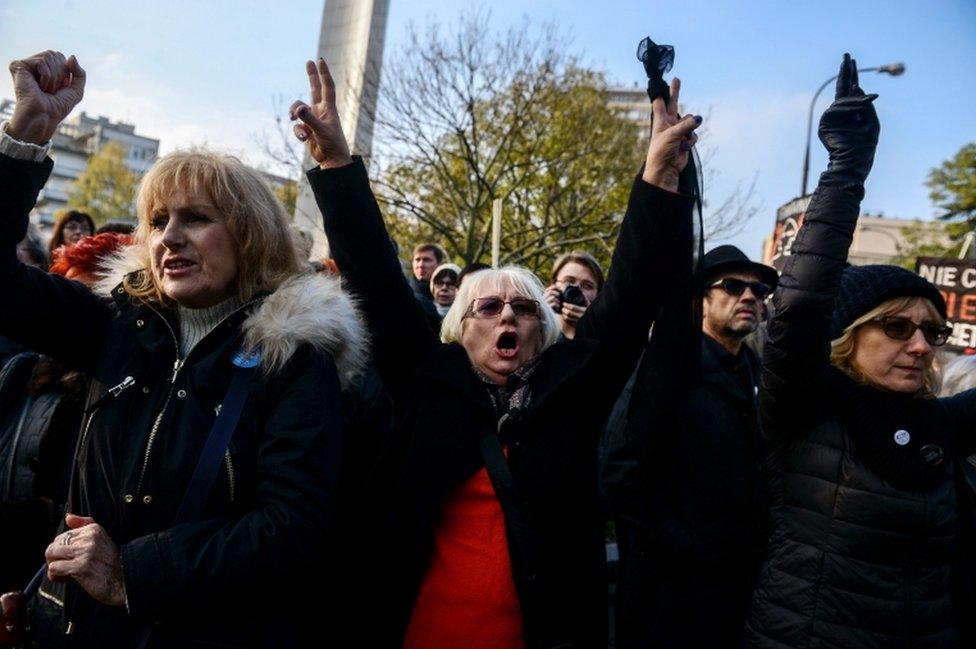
left=61, top=531, right=73, bottom=546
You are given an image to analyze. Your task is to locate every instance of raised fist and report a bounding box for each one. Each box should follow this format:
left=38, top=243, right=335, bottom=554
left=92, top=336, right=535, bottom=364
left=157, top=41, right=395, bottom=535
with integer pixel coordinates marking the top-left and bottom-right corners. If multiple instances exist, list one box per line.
left=7, top=50, right=86, bottom=145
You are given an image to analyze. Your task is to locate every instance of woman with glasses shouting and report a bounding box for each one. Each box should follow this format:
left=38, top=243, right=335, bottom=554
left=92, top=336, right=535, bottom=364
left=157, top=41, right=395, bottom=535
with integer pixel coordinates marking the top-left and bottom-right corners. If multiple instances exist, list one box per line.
left=291, top=57, right=700, bottom=647
left=744, top=54, right=976, bottom=649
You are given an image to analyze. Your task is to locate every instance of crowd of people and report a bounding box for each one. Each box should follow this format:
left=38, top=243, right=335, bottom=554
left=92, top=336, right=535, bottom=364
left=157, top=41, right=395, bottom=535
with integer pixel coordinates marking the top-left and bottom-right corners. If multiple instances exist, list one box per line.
left=0, top=47, right=973, bottom=649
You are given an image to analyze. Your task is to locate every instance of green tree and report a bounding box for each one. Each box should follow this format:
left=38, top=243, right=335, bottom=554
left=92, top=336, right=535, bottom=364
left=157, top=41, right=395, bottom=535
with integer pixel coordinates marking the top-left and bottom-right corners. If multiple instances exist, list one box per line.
left=891, top=220, right=970, bottom=269
left=361, top=14, right=645, bottom=276
left=67, top=141, right=139, bottom=226
left=927, top=142, right=976, bottom=226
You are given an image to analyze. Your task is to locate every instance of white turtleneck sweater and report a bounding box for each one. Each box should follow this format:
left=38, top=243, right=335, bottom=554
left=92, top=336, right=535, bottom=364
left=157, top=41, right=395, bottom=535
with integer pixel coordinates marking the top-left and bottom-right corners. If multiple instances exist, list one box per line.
left=177, top=297, right=242, bottom=357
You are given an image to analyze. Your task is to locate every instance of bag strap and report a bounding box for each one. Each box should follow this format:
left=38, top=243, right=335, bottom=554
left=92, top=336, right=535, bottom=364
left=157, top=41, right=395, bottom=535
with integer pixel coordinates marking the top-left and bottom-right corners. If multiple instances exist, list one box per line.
left=135, top=356, right=257, bottom=648
left=479, top=427, right=542, bottom=621
left=173, top=363, right=254, bottom=524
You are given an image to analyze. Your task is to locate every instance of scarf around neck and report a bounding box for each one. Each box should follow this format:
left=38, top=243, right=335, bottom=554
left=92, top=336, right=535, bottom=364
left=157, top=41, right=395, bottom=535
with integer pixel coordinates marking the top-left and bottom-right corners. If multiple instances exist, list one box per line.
left=473, top=355, right=542, bottom=420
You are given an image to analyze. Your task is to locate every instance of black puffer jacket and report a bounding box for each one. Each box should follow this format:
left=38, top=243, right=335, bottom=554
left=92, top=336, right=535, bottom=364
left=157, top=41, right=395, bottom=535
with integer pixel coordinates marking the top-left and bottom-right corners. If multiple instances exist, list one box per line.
left=743, top=181, right=976, bottom=648
left=0, top=352, right=85, bottom=591
left=0, top=152, right=367, bottom=648
left=311, top=158, right=694, bottom=648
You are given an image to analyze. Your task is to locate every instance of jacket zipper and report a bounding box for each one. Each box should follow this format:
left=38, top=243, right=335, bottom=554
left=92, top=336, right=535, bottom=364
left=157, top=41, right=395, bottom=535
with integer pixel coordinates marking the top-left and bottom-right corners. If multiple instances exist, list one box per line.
left=55, top=375, right=136, bottom=630
left=224, top=450, right=236, bottom=503
left=134, top=299, right=182, bottom=499
left=77, top=375, right=137, bottom=453
left=134, top=299, right=258, bottom=499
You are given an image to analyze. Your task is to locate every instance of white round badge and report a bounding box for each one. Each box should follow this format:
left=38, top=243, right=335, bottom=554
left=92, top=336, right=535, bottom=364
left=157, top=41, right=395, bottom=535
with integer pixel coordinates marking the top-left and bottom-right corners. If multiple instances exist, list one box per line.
left=893, top=429, right=911, bottom=446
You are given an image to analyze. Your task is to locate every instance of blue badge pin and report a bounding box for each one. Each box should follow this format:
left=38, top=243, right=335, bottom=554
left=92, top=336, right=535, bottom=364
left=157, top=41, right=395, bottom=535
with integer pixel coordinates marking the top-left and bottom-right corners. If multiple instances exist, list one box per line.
left=232, top=347, right=262, bottom=369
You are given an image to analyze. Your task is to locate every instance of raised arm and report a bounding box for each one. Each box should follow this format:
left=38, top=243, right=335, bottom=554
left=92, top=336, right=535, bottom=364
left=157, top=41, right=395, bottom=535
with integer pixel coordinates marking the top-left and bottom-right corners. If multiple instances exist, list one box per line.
left=0, top=51, right=112, bottom=373
left=575, top=78, right=699, bottom=403
left=761, top=54, right=880, bottom=443
left=290, top=59, right=439, bottom=393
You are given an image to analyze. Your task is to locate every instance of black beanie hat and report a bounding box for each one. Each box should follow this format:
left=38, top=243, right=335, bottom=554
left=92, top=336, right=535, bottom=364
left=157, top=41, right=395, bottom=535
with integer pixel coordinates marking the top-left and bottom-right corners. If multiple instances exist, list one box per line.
left=830, top=264, right=948, bottom=339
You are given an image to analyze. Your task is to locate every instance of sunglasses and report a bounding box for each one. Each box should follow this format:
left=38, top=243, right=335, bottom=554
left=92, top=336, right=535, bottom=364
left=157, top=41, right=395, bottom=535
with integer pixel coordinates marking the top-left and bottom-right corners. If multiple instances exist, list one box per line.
left=707, top=278, right=772, bottom=300
left=871, top=316, right=952, bottom=347
left=464, top=296, right=541, bottom=319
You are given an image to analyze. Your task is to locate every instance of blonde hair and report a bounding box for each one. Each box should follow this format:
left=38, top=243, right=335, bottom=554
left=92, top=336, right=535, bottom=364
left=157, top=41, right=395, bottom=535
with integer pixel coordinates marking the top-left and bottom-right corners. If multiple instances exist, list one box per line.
left=440, top=266, right=560, bottom=352
left=830, top=295, right=945, bottom=397
left=124, top=149, right=304, bottom=305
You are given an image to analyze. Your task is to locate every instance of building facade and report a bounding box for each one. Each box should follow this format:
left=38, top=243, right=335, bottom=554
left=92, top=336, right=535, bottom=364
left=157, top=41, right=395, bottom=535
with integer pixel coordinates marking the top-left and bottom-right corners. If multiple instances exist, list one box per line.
left=1, top=99, right=159, bottom=226
left=606, top=84, right=652, bottom=144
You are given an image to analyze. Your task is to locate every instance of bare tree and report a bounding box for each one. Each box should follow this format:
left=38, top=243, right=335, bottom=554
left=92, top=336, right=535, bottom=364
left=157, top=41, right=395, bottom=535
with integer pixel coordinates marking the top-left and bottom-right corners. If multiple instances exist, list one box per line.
left=356, top=12, right=643, bottom=276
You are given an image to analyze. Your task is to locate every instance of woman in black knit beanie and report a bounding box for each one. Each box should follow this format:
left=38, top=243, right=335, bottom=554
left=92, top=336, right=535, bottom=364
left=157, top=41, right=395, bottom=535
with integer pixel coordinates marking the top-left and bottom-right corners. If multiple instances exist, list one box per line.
left=744, top=54, right=976, bottom=648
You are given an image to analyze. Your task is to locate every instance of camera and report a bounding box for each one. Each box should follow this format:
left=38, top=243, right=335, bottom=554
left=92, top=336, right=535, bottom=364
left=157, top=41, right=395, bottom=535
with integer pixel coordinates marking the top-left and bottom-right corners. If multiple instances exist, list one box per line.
left=552, top=284, right=588, bottom=314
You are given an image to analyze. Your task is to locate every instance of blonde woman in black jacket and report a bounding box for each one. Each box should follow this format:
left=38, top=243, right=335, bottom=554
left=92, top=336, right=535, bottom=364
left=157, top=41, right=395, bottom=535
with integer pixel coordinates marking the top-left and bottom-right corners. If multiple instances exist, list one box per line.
left=744, top=54, right=976, bottom=648
left=1, top=50, right=366, bottom=647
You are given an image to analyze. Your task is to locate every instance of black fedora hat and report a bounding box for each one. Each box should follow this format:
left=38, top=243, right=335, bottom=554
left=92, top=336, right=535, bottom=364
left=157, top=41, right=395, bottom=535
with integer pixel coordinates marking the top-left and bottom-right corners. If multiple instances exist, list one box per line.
left=702, top=245, right=779, bottom=291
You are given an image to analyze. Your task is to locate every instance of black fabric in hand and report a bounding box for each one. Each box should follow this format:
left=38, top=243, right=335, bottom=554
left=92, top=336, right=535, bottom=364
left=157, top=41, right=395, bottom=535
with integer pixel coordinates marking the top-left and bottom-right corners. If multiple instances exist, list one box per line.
left=817, top=53, right=880, bottom=194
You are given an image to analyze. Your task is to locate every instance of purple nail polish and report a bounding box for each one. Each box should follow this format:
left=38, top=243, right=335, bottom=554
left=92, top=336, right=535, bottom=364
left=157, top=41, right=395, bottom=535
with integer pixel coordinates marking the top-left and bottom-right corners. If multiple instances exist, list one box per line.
left=298, top=106, right=309, bottom=118
left=693, top=115, right=703, bottom=125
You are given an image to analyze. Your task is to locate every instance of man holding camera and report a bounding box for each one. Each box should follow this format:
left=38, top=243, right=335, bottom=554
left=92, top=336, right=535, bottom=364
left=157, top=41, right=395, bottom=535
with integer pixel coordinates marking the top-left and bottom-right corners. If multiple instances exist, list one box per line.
left=544, top=251, right=605, bottom=340
left=606, top=245, right=778, bottom=648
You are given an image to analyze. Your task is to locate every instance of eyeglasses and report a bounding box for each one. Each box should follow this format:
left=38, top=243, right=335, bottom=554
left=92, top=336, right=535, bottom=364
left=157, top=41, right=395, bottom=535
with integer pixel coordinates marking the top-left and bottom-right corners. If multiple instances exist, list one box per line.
left=434, top=281, right=457, bottom=290
left=556, top=276, right=597, bottom=293
left=871, top=316, right=952, bottom=347
left=464, top=296, right=541, bottom=319
left=707, top=278, right=772, bottom=300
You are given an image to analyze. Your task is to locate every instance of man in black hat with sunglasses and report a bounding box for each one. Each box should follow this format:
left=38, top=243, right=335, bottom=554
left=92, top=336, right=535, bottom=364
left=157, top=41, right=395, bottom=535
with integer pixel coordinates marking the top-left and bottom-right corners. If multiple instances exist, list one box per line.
left=607, top=244, right=778, bottom=648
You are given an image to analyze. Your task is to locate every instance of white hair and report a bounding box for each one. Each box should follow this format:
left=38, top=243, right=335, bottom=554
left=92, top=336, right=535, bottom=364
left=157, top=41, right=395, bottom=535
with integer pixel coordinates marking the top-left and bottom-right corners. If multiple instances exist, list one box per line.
left=941, top=354, right=976, bottom=397
left=440, top=266, right=560, bottom=352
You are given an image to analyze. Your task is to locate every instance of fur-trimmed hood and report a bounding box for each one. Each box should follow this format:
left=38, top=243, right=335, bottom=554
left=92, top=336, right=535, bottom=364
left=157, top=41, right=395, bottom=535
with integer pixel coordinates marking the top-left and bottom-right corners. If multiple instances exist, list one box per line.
left=94, top=246, right=368, bottom=388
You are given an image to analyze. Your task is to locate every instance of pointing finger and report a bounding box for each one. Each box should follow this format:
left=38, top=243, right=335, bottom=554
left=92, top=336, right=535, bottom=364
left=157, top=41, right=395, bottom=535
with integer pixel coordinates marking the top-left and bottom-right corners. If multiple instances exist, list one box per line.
left=667, top=77, right=681, bottom=116
left=317, top=58, right=336, bottom=104
left=651, top=96, right=667, bottom=125
left=306, top=60, right=322, bottom=105
left=835, top=53, right=852, bottom=100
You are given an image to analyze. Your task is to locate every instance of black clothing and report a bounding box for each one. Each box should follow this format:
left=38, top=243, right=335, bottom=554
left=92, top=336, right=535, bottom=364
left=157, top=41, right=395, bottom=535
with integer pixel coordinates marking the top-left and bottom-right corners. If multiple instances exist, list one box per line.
left=831, top=263, right=948, bottom=338
left=606, top=332, right=767, bottom=648
left=0, top=152, right=353, bottom=648
left=310, top=158, right=694, bottom=647
left=0, top=352, right=85, bottom=591
left=743, top=180, right=976, bottom=648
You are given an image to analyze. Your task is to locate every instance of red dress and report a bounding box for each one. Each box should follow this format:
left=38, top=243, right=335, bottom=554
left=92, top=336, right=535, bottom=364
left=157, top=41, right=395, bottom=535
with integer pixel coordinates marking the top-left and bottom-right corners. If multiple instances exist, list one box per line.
left=402, top=467, right=524, bottom=649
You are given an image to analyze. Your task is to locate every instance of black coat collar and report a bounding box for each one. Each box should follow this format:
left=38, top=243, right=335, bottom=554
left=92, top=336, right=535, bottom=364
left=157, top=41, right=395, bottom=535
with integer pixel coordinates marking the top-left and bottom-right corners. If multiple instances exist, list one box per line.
left=700, top=335, right=758, bottom=402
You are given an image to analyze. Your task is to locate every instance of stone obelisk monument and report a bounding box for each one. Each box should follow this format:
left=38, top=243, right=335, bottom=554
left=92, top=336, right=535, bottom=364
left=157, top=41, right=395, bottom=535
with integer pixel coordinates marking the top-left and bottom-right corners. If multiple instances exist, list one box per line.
left=293, top=0, right=390, bottom=256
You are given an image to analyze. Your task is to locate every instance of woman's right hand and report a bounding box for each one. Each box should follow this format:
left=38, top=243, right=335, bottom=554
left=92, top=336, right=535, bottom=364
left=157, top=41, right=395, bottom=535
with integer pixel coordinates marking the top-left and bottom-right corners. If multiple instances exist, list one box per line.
left=290, top=58, right=353, bottom=170
left=7, top=51, right=86, bottom=145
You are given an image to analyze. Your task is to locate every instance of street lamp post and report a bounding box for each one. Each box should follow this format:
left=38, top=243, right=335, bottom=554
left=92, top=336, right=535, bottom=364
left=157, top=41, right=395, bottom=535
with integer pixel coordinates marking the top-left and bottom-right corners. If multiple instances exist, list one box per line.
left=800, top=62, right=905, bottom=197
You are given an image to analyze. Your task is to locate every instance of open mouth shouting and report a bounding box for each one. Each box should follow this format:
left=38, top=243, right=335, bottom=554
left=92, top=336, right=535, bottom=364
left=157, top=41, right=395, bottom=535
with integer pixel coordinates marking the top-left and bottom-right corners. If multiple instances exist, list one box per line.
left=496, top=331, right=520, bottom=359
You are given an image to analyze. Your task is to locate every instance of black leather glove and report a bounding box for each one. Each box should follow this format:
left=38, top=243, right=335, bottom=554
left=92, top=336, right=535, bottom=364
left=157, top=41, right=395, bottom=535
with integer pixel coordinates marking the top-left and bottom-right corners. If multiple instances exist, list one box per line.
left=817, top=53, right=880, bottom=194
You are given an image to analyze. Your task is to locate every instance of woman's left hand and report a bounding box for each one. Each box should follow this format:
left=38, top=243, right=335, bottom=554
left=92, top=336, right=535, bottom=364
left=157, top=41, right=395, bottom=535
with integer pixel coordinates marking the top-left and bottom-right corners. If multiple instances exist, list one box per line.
left=45, top=513, right=126, bottom=607
left=290, top=58, right=353, bottom=170
left=642, top=77, right=702, bottom=193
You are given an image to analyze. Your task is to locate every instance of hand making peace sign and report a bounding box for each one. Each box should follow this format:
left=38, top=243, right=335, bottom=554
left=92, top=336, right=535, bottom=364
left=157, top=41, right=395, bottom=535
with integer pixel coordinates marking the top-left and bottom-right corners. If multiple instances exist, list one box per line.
left=642, top=77, right=702, bottom=193
left=290, top=58, right=353, bottom=170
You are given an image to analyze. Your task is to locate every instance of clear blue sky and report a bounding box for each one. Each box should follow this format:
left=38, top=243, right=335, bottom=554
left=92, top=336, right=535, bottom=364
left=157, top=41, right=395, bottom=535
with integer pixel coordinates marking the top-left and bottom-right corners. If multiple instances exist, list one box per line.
left=2, top=0, right=974, bottom=257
